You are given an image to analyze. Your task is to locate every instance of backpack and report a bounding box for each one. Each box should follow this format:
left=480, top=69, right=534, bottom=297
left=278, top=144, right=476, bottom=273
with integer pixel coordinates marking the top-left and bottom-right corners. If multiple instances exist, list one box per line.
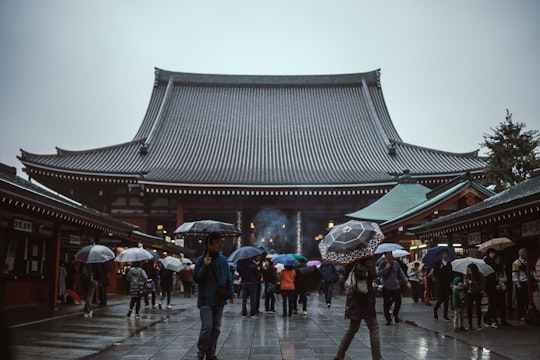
left=345, top=263, right=369, bottom=294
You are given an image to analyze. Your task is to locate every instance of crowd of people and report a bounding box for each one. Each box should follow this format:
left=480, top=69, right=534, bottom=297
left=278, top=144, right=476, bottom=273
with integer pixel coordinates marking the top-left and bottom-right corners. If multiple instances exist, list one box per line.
left=63, top=240, right=539, bottom=360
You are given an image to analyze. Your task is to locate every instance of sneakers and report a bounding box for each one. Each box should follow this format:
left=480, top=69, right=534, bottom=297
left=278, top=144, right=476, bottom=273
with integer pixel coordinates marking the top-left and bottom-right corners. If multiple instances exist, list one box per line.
left=476, top=326, right=483, bottom=331
left=326, top=303, right=331, bottom=308
left=491, top=321, right=500, bottom=328
left=126, top=310, right=132, bottom=317
left=145, top=305, right=149, bottom=309
left=167, top=304, right=172, bottom=309
left=303, top=310, right=308, bottom=316
left=84, top=311, right=93, bottom=318
left=158, top=303, right=162, bottom=309
left=443, top=317, right=451, bottom=322
left=433, top=310, right=438, bottom=320
left=135, top=314, right=140, bottom=319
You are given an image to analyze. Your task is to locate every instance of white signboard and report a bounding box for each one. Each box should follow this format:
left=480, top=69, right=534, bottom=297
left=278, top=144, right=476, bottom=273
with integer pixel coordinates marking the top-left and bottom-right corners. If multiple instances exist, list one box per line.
left=468, top=231, right=482, bottom=245
left=14, top=218, right=32, bottom=233
left=522, top=220, right=540, bottom=237
left=175, top=238, right=185, bottom=247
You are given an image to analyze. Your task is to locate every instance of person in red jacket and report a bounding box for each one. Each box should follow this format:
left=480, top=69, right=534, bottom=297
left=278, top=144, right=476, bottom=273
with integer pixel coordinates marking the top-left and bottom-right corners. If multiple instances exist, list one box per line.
left=278, top=265, right=296, bottom=317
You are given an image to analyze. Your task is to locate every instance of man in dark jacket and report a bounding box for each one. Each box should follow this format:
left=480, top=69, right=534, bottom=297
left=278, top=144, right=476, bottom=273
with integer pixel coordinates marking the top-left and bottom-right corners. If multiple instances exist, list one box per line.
left=483, top=248, right=499, bottom=327
left=194, top=233, right=235, bottom=360
left=334, top=256, right=381, bottom=360
left=433, top=248, right=453, bottom=321
left=237, top=256, right=261, bottom=317
left=320, top=261, right=337, bottom=308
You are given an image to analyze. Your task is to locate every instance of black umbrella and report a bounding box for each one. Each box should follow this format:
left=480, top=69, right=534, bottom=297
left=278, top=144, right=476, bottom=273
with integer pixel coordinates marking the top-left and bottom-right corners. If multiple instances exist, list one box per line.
left=295, top=266, right=323, bottom=292
left=173, top=220, right=241, bottom=237
left=227, top=246, right=265, bottom=263
left=318, top=220, right=384, bottom=264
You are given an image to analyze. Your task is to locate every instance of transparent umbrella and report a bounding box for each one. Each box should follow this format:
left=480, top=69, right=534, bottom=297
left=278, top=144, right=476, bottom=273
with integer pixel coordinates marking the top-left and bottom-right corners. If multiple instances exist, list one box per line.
left=74, top=244, right=114, bottom=263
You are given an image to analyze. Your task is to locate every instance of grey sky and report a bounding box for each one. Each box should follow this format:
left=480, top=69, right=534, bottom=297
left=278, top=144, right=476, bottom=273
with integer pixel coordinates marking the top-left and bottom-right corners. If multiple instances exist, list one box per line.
left=1, top=0, right=539, bottom=176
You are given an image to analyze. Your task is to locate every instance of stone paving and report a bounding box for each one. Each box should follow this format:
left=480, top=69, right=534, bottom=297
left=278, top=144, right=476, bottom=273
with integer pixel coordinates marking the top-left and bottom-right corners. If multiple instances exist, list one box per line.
left=8, top=291, right=540, bottom=360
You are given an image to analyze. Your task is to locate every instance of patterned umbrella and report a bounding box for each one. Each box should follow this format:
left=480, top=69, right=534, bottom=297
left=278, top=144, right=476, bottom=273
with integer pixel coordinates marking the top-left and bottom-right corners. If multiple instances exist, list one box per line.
left=173, top=220, right=241, bottom=237
left=74, top=244, right=115, bottom=263
left=318, top=220, right=384, bottom=264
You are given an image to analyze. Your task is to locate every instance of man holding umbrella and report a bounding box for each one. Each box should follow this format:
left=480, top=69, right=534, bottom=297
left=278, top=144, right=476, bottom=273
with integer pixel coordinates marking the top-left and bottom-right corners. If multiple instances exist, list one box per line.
left=194, top=233, right=235, bottom=360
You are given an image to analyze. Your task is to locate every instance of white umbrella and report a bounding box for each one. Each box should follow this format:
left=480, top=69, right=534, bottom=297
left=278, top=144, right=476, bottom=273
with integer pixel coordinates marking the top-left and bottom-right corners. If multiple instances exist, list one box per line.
left=392, top=249, right=410, bottom=258
left=181, top=258, right=193, bottom=265
left=160, top=256, right=183, bottom=272
left=478, top=237, right=515, bottom=253
left=114, top=247, right=155, bottom=263
left=74, top=244, right=114, bottom=263
left=451, top=257, right=495, bottom=277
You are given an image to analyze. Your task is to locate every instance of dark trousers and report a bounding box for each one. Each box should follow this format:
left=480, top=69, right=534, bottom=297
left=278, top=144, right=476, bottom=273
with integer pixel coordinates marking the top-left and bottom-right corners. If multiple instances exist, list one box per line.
left=98, top=283, right=107, bottom=305
left=281, top=290, right=294, bottom=316
left=323, top=281, right=334, bottom=305
left=516, top=282, right=528, bottom=318
left=467, top=293, right=482, bottom=327
left=434, top=286, right=450, bottom=318
left=144, top=291, right=156, bottom=306
left=495, top=290, right=507, bottom=322
left=84, top=279, right=97, bottom=313
left=264, top=284, right=275, bottom=311
left=382, top=288, right=402, bottom=321
left=410, top=281, right=420, bottom=302
left=182, top=281, right=193, bottom=297
left=160, top=284, right=171, bottom=306
left=336, top=316, right=381, bottom=360
left=242, top=283, right=257, bottom=316
left=129, top=295, right=141, bottom=314
left=485, top=288, right=497, bottom=323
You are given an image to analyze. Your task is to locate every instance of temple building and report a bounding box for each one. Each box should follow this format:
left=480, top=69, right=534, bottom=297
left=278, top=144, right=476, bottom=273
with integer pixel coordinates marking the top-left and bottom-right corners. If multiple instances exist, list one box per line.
left=19, top=68, right=487, bottom=258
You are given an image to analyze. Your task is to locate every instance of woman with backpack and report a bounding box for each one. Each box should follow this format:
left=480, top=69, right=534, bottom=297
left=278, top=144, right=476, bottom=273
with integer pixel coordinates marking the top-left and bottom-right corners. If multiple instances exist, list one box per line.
left=334, top=256, right=381, bottom=360
left=126, top=261, right=148, bottom=319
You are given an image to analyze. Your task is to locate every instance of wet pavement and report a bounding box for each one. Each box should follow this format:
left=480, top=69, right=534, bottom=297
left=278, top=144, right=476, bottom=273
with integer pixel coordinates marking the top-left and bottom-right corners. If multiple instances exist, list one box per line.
left=7, top=291, right=540, bottom=360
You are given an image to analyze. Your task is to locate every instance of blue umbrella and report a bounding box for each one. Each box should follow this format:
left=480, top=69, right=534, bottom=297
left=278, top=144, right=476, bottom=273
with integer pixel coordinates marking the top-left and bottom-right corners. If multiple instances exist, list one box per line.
left=421, top=246, right=456, bottom=268
left=271, top=254, right=299, bottom=267
left=374, top=243, right=404, bottom=254
left=227, top=246, right=265, bottom=263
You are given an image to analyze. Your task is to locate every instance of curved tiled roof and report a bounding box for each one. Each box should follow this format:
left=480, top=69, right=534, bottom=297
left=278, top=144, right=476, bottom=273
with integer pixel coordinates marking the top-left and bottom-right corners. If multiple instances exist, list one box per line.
left=20, top=68, right=486, bottom=188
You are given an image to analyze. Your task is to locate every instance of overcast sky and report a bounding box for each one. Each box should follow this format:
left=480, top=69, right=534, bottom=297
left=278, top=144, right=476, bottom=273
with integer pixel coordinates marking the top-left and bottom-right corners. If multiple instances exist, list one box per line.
left=1, top=0, right=539, bottom=176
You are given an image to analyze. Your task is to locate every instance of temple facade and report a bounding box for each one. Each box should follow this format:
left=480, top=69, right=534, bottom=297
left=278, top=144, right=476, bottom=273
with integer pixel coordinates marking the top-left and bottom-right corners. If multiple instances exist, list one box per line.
left=19, top=68, right=487, bottom=258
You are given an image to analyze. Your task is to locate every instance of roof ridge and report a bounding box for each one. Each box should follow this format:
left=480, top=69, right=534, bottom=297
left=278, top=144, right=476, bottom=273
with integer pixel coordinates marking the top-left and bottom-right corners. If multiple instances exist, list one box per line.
left=392, top=140, right=480, bottom=158
left=20, top=139, right=146, bottom=158
left=154, top=67, right=382, bottom=87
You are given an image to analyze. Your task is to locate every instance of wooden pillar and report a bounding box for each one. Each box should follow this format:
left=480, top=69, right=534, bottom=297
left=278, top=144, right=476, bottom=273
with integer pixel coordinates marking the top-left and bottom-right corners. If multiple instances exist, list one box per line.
left=49, top=222, right=61, bottom=309
left=176, top=199, right=184, bottom=227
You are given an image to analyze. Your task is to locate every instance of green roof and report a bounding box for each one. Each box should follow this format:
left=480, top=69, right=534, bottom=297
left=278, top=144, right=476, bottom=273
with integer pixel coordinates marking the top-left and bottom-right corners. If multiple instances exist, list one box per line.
left=347, top=170, right=431, bottom=222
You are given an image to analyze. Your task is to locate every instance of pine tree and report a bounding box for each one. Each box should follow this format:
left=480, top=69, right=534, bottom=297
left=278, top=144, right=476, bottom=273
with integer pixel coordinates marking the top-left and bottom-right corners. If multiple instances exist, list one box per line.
left=481, top=109, right=540, bottom=192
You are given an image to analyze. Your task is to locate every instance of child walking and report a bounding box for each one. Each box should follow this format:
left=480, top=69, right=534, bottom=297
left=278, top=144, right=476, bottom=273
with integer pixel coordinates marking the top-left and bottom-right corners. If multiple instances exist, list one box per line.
left=452, top=276, right=467, bottom=332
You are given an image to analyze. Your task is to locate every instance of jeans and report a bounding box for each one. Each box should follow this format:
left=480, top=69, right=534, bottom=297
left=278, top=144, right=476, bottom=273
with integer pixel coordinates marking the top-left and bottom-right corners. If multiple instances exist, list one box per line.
left=197, top=304, right=224, bottom=359
left=264, top=283, right=275, bottom=311
left=84, top=279, right=97, bottom=313
left=323, top=281, right=334, bottom=305
left=336, top=316, right=381, bottom=360
left=382, top=288, right=402, bottom=321
left=242, top=283, right=258, bottom=316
